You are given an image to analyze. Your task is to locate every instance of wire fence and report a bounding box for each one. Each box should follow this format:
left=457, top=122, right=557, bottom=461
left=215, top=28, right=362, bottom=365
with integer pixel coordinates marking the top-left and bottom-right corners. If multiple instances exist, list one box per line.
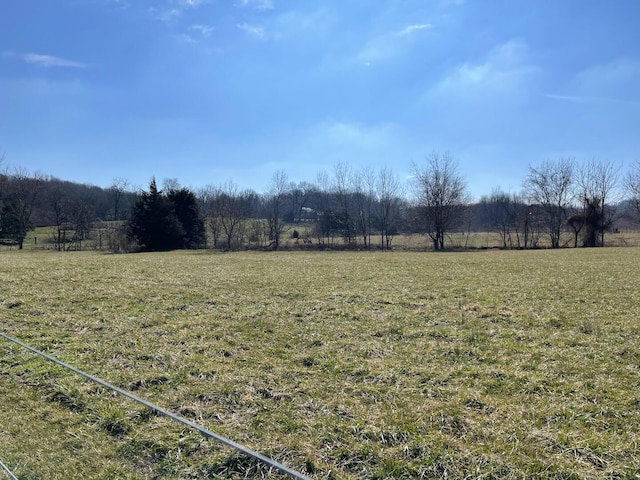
left=0, top=459, right=18, bottom=480
left=0, top=332, right=312, bottom=480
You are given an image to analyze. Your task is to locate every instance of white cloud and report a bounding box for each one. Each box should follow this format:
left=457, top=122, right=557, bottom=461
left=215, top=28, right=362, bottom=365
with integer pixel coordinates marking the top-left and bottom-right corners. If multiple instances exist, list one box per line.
left=416, top=39, right=541, bottom=146
left=189, top=24, right=214, bottom=37
left=398, top=24, right=432, bottom=36
left=237, top=0, right=274, bottom=11
left=312, top=121, right=402, bottom=150
left=576, top=59, right=640, bottom=95
left=174, top=33, right=197, bottom=44
left=175, top=24, right=214, bottom=43
left=237, top=23, right=268, bottom=40
left=354, top=23, right=434, bottom=66
left=426, top=39, right=539, bottom=100
left=544, top=59, right=640, bottom=106
left=542, top=94, right=591, bottom=103
left=22, top=53, right=88, bottom=69
left=177, top=0, right=206, bottom=7
left=150, top=0, right=207, bottom=22
left=149, top=7, right=181, bottom=22
left=542, top=94, right=640, bottom=106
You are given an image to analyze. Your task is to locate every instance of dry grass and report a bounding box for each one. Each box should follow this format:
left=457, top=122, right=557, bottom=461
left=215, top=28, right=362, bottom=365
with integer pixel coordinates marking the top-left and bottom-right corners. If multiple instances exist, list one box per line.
left=8, top=226, right=640, bottom=252
left=1, top=248, right=640, bottom=479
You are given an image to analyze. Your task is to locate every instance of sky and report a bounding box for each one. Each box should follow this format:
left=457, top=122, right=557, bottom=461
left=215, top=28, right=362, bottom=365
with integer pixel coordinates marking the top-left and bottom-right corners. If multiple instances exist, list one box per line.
left=1, top=0, right=639, bottom=198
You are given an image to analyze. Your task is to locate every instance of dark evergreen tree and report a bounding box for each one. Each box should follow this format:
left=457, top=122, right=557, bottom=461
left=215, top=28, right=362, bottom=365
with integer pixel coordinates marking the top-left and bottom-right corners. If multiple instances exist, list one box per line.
left=582, top=196, right=605, bottom=247
left=127, top=179, right=184, bottom=251
left=167, top=187, right=206, bottom=248
left=0, top=199, right=21, bottom=245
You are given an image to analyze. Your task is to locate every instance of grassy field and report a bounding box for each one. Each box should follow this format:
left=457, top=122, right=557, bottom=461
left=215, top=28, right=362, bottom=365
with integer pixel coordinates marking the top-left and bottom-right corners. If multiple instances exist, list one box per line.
left=7, top=225, right=640, bottom=252
left=1, top=248, right=639, bottom=479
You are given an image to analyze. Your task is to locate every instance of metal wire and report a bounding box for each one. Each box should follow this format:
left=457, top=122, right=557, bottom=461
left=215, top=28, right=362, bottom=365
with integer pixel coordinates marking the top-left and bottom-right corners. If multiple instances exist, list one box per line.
left=0, top=332, right=312, bottom=480
left=0, top=459, right=18, bottom=480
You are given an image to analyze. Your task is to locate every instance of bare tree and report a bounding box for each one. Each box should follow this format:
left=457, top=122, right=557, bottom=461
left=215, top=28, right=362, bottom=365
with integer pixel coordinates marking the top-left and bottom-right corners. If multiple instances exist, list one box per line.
left=351, top=166, right=376, bottom=249
left=197, top=184, right=217, bottom=248
left=412, top=151, right=469, bottom=251
left=376, top=166, right=403, bottom=250
left=0, top=154, right=7, bottom=228
left=46, top=182, right=69, bottom=250
left=480, top=189, right=527, bottom=249
left=109, top=177, right=131, bottom=221
left=523, top=157, right=574, bottom=248
left=162, top=177, right=181, bottom=192
left=566, top=210, right=586, bottom=248
left=0, top=156, right=11, bottom=243
left=263, top=170, right=290, bottom=250
left=213, top=181, right=249, bottom=251
left=575, top=159, right=620, bottom=247
left=66, top=198, right=94, bottom=250
left=3, top=168, right=45, bottom=249
left=333, top=162, right=355, bottom=244
left=315, top=170, right=330, bottom=214
left=289, top=182, right=311, bottom=224
left=312, top=171, right=332, bottom=246
left=625, top=159, right=640, bottom=220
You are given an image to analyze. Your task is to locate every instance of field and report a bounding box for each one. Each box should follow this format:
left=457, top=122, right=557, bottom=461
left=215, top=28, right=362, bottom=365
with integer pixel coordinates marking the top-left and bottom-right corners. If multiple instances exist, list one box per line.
left=1, top=248, right=639, bottom=479
left=7, top=226, right=640, bottom=253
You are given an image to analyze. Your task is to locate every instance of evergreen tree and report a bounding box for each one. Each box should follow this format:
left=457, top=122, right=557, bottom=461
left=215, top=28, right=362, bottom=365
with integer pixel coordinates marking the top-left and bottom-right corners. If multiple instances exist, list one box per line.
left=127, top=179, right=206, bottom=251
left=0, top=199, right=21, bottom=244
left=167, top=187, right=206, bottom=248
left=127, top=179, right=184, bottom=251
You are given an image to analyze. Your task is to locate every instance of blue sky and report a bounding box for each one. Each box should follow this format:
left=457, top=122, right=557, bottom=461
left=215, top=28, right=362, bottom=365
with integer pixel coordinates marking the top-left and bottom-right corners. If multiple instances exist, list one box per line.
left=1, top=0, right=639, bottom=198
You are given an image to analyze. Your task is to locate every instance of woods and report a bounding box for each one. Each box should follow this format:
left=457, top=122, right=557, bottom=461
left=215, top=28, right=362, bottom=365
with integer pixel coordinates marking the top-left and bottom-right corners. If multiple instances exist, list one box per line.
left=1, top=154, right=640, bottom=252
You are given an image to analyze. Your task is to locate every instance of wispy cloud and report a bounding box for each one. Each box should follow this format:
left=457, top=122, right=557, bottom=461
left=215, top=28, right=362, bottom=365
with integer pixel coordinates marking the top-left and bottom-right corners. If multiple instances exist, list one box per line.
left=189, top=24, right=214, bottom=37
left=354, top=23, right=433, bottom=65
left=542, top=93, right=640, bottom=106
left=575, top=59, right=640, bottom=96
left=320, top=121, right=400, bottom=149
left=149, top=7, right=181, bottom=22
left=237, top=0, right=274, bottom=11
left=237, top=23, right=268, bottom=40
left=398, top=24, right=432, bottom=36
left=263, top=121, right=412, bottom=177
left=427, top=40, right=539, bottom=99
left=542, top=94, right=593, bottom=103
left=176, top=24, right=214, bottom=43
left=5, top=52, right=88, bottom=68
left=176, top=0, right=206, bottom=7
left=544, top=59, right=640, bottom=107
left=150, top=0, right=206, bottom=23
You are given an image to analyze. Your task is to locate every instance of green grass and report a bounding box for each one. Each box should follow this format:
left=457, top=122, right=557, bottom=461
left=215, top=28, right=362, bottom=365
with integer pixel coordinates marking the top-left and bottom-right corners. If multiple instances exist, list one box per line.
left=1, top=249, right=640, bottom=479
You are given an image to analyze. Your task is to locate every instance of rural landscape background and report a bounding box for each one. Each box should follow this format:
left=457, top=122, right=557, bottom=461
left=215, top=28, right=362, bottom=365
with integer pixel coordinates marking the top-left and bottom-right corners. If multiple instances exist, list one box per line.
left=2, top=1, right=640, bottom=478
left=1, top=154, right=640, bottom=479
left=1, top=154, right=640, bottom=253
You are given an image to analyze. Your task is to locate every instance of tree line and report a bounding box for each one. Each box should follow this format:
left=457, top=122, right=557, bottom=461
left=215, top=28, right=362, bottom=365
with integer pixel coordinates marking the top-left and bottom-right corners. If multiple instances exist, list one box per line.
left=2, top=153, right=640, bottom=252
